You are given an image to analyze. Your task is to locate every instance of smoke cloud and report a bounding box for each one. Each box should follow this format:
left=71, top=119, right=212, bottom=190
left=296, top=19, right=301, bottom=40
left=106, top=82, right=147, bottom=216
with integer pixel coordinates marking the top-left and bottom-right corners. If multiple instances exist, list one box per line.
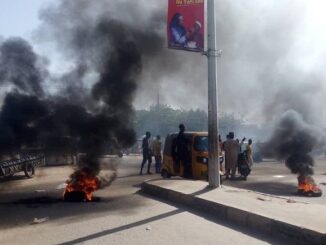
left=132, top=1, right=326, bottom=128
left=0, top=0, right=172, bottom=173
left=0, top=37, right=46, bottom=97
left=263, top=110, right=325, bottom=175
left=1, top=0, right=326, bottom=176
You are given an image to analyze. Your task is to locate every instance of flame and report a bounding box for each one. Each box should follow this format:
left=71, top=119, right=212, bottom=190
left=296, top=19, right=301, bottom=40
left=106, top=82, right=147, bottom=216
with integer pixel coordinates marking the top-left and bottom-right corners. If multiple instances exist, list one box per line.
left=63, top=169, right=100, bottom=201
left=297, top=175, right=321, bottom=195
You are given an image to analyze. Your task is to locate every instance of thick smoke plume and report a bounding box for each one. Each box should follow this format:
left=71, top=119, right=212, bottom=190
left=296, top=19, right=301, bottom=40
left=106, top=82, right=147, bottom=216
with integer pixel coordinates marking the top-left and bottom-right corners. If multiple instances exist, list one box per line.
left=0, top=38, right=46, bottom=97
left=1, top=0, right=326, bottom=179
left=0, top=0, right=171, bottom=175
left=264, top=110, right=325, bottom=176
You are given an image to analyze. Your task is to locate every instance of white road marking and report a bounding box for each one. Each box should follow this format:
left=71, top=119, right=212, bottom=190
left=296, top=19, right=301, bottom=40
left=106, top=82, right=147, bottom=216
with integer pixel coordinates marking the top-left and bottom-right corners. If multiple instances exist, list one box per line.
left=272, top=175, right=285, bottom=178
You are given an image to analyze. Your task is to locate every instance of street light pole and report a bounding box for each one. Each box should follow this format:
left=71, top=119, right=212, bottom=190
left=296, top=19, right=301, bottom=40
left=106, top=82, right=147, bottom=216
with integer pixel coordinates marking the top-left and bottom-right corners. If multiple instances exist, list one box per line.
left=207, top=0, right=220, bottom=188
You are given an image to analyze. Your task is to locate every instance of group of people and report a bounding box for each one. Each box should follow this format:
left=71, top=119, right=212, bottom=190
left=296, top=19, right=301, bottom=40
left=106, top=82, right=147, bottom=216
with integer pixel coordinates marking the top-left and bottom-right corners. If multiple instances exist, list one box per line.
left=139, top=126, right=254, bottom=180
left=139, top=132, right=162, bottom=175
left=169, top=13, right=204, bottom=50
left=140, top=124, right=191, bottom=177
left=221, top=132, right=253, bottom=180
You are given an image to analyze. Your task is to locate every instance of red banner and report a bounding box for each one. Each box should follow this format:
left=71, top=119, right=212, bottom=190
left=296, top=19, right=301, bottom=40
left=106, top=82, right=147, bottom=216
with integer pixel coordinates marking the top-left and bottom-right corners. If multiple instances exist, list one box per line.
left=167, top=0, right=205, bottom=52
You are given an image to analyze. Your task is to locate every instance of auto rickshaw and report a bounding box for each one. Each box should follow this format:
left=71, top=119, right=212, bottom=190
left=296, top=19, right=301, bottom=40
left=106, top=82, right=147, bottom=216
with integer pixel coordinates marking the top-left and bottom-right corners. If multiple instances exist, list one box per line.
left=161, top=132, right=223, bottom=180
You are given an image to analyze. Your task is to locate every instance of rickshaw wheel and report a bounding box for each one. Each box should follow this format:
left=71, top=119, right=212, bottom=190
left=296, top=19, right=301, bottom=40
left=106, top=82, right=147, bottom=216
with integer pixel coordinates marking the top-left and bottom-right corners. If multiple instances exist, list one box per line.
left=161, top=170, right=171, bottom=179
left=24, top=164, right=35, bottom=178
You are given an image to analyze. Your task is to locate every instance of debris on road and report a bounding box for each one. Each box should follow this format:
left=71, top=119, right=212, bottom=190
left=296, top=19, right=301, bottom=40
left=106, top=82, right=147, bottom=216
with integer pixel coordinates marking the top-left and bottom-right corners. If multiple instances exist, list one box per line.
left=31, top=217, right=49, bottom=225
left=146, top=226, right=152, bottom=231
left=286, top=199, right=296, bottom=203
left=257, top=197, right=272, bottom=202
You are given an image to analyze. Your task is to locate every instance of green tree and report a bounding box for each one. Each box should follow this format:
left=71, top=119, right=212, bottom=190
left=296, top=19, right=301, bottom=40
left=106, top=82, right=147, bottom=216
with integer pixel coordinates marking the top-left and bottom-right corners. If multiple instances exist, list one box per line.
left=134, top=105, right=249, bottom=140
left=134, top=105, right=208, bottom=138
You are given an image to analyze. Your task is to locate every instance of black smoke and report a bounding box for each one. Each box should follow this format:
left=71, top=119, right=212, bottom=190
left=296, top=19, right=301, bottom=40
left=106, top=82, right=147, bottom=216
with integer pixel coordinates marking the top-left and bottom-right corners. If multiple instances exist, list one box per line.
left=0, top=92, right=47, bottom=153
left=0, top=1, right=170, bottom=175
left=264, top=110, right=324, bottom=176
left=0, top=38, right=46, bottom=96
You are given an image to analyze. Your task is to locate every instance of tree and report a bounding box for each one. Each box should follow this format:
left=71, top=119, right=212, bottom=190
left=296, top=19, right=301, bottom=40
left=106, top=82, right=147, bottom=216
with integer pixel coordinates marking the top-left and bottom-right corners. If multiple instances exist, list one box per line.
left=134, top=105, right=208, bottom=138
left=134, top=105, right=256, bottom=141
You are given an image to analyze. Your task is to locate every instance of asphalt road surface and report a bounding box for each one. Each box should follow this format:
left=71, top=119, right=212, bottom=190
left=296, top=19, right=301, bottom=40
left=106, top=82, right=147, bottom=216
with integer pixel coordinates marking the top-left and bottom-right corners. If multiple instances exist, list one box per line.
left=222, top=157, right=326, bottom=205
left=0, top=155, right=289, bottom=245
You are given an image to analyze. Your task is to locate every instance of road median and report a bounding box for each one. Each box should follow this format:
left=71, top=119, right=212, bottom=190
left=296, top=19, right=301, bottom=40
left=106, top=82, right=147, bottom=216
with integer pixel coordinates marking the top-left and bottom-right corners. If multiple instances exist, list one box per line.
left=141, top=178, right=326, bottom=245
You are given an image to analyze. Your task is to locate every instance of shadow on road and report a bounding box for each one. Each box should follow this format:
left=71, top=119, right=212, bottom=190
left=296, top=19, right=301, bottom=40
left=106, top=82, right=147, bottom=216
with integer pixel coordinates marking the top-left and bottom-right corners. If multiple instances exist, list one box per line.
left=57, top=191, right=287, bottom=245
left=225, top=181, right=298, bottom=197
left=57, top=209, right=183, bottom=245
left=0, top=174, right=28, bottom=183
left=0, top=187, right=148, bottom=229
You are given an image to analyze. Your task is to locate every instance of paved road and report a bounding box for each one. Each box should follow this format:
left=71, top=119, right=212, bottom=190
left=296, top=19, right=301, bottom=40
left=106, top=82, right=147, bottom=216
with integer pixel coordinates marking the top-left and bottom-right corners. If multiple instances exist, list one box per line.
left=0, top=155, right=287, bottom=245
left=222, top=157, right=326, bottom=205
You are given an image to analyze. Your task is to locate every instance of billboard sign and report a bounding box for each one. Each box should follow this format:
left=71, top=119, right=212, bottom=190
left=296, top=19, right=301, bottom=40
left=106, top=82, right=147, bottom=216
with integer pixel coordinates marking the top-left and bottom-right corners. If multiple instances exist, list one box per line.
left=167, top=0, right=205, bottom=52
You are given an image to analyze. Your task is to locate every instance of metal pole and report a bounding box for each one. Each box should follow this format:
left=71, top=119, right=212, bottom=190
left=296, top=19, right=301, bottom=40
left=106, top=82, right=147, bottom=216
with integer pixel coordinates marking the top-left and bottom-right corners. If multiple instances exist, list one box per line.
left=207, top=0, right=220, bottom=188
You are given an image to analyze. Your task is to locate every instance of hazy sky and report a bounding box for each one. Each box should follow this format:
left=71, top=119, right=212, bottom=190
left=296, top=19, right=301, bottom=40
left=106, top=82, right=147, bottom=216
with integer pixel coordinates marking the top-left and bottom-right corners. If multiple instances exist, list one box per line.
left=0, top=1, right=52, bottom=39
left=1, top=0, right=326, bottom=125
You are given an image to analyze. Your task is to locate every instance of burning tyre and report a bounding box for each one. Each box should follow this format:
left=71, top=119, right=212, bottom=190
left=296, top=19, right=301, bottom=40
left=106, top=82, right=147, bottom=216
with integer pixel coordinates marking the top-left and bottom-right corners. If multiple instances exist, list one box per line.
left=63, top=167, right=100, bottom=202
left=297, top=174, right=322, bottom=197
left=297, top=189, right=322, bottom=197
left=63, top=190, right=88, bottom=202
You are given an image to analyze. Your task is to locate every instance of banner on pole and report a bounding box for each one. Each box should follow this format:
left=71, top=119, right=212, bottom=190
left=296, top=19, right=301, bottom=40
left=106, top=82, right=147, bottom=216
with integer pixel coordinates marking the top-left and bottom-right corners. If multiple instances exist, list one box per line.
left=167, top=0, right=205, bottom=52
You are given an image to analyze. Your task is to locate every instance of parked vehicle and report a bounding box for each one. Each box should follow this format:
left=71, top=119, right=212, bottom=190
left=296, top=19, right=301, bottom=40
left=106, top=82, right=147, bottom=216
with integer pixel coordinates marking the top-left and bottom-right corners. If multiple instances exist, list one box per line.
left=161, top=132, right=223, bottom=180
left=0, top=155, right=45, bottom=178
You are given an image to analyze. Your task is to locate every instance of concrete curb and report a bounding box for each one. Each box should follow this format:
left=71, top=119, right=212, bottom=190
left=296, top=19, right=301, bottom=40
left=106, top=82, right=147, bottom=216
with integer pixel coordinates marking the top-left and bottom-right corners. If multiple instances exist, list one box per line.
left=141, top=181, right=326, bottom=245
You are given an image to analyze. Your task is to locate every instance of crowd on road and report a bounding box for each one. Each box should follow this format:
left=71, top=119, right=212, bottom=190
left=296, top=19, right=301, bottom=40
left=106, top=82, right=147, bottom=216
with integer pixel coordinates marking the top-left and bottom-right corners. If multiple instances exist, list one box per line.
left=139, top=125, right=254, bottom=181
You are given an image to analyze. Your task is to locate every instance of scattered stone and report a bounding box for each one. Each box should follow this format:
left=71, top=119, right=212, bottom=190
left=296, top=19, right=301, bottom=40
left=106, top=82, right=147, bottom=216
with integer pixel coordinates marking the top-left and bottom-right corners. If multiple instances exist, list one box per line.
left=287, top=199, right=296, bottom=203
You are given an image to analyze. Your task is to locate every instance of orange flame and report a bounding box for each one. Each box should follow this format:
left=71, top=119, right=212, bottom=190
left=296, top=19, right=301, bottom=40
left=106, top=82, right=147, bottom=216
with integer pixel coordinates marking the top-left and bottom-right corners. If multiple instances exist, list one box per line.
left=64, top=169, right=100, bottom=201
left=297, top=175, right=321, bottom=194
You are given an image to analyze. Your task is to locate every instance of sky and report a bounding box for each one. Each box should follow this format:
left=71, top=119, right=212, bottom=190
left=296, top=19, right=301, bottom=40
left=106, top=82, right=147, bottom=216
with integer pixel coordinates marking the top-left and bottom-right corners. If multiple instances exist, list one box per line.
left=0, top=1, right=52, bottom=39
left=1, top=0, right=326, bottom=126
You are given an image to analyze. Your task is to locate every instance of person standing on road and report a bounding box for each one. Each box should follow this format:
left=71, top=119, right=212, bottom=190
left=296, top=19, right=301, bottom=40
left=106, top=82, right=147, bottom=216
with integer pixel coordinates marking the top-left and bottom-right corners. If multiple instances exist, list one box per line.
left=140, top=132, right=152, bottom=175
left=245, top=139, right=254, bottom=168
left=173, top=124, right=192, bottom=178
left=224, top=132, right=239, bottom=179
left=152, top=135, right=162, bottom=174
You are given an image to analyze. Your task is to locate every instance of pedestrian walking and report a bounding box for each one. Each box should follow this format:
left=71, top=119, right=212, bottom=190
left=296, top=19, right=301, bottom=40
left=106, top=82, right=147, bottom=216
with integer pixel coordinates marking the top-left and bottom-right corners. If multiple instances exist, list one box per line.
left=140, top=132, right=152, bottom=175
left=224, top=132, right=239, bottom=179
left=152, top=135, right=162, bottom=173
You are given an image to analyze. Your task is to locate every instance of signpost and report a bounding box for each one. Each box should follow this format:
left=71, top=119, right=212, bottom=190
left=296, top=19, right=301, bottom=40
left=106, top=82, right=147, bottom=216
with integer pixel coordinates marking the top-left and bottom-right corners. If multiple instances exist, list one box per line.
left=167, top=0, right=220, bottom=187
left=207, top=0, right=220, bottom=188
